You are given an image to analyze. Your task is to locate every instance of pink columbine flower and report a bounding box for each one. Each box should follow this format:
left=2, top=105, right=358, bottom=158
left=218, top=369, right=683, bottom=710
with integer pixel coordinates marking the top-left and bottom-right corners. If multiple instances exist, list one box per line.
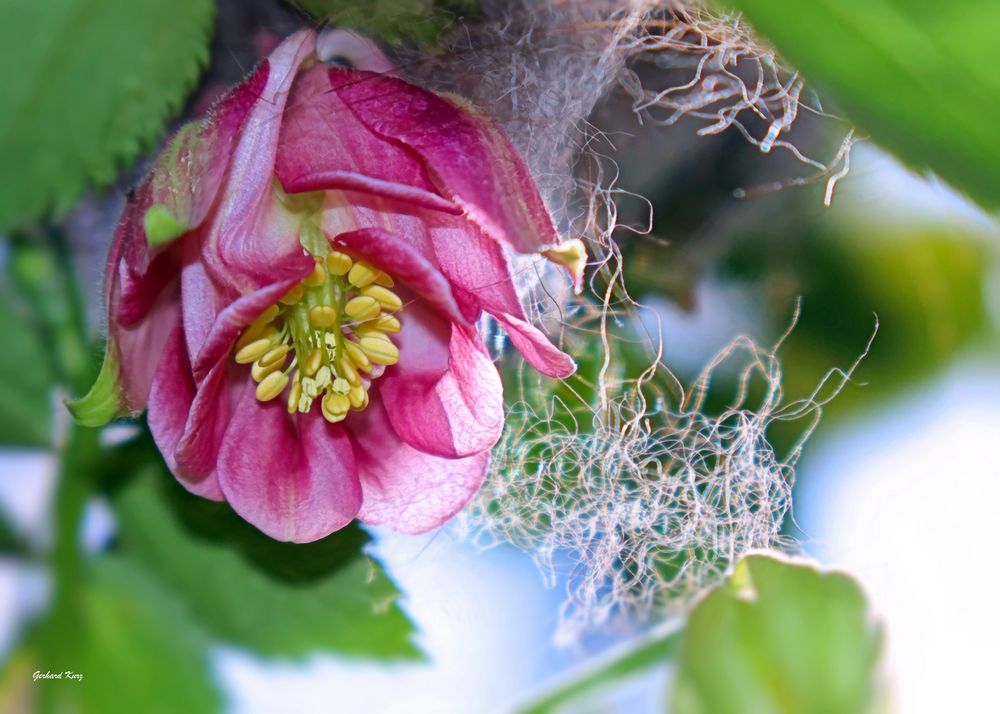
left=75, top=30, right=585, bottom=542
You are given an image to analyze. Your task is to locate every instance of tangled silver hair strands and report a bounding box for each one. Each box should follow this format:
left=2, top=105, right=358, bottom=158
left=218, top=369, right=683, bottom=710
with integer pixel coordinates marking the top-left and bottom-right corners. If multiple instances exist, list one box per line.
left=460, top=308, right=873, bottom=642
left=400, top=0, right=865, bottom=639
left=617, top=2, right=856, bottom=205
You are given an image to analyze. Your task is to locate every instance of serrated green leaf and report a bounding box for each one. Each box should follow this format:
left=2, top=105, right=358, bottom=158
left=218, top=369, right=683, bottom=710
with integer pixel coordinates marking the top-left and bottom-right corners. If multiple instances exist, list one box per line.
left=66, top=342, right=124, bottom=427
left=0, top=0, right=215, bottom=230
left=0, top=289, right=54, bottom=446
left=724, top=0, right=1000, bottom=210
left=78, top=556, right=221, bottom=714
left=112, top=463, right=422, bottom=660
left=673, top=555, right=882, bottom=714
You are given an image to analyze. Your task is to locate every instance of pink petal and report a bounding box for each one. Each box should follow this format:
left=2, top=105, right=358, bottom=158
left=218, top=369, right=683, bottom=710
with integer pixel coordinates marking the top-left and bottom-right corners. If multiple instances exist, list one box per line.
left=418, top=215, right=578, bottom=379
left=494, top=311, right=576, bottom=379
left=104, top=182, right=183, bottom=411
left=316, top=29, right=396, bottom=73
left=201, top=30, right=317, bottom=292
left=423, top=213, right=527, bottom=322
left=283, top=170, right=460, bottom=214
left=190, top=274, right=306, bottom=381
left=147, top=323, right=224, bottom=499
left=146, top=60, right=271, bottom=237
left=217, top=388, right=362, bottom=543
left=275, top=66, right=455, bottom=213
left=351, top=398, right=490, bottom=534
left=330, top=69, right=563, bottom=256
left=381, top=324, right=503, bottom=458
left=329, top=227, right=468, bottom=325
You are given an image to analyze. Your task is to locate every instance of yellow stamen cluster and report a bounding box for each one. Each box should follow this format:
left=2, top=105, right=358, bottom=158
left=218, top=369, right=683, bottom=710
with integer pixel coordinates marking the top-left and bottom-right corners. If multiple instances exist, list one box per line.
left=232, top=250, right=403, bottom=423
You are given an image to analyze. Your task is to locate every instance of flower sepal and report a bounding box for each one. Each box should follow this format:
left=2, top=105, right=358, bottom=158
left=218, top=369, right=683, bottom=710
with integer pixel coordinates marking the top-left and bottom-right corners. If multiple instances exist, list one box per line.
left=66, top=342, right=126, bottom=427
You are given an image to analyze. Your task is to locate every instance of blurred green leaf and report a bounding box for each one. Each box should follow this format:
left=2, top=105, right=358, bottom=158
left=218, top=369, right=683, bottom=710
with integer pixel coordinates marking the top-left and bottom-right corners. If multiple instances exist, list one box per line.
left=0, top=288, right=54, bottom=446
left=0, top=0, right=215, bottom=230
left=725, top=0, right=1000, bottom=209
left=719, top=226, right=991, bottom=449
left=291, top=0, right=476, bottom=47
left=673, top=555, right=882, bottom=714
left=112, top=463, right=422, bottom=660
left=517, top=625, right=682, bottom=714
left=77, top=556, right=221, bottom=714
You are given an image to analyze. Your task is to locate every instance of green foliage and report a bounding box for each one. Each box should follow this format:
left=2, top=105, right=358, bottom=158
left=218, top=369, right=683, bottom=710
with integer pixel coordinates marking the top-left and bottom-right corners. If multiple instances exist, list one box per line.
left=673, top=555, right=882, bottom=714
left=720, top=225, right=991, bottom=446
left=77, top=556, right=221, bottom=714
left=291, top=0, right=477, bottom=47
left=0, top=0, right=215, bottom=230
left=112, top=462, right=422, bottom=660
left=724, top=0, right=1000, bottom=210
left=0, top=288, right=54, bottom=446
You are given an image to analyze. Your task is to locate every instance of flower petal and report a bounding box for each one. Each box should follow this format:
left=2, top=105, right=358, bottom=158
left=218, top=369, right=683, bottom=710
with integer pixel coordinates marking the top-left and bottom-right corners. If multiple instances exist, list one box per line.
left=328, top=227, right=468, bottom=325
left=381, top=324, right=503, bottom=458
left=145, top=60, right=271, bottom=244
left=330, top=69, right=563, bottom=256
left=494, top=311, right=576, bottom=379
left=351, top=398, right=490, bottom=534
left=217, top=389, right=361, bottom=543
left=147, top=322, right=224, bottom=499
left=202, top=30, right=318, bottom=292
left=418, top=215, right=579, bottom=378
left=276, top=66, right=456, bottom=213
left=190, top=274, right=306, bottom=381
left=316, top=29, right=396, bottom=73
left=104, top=182, right=182, bottom=411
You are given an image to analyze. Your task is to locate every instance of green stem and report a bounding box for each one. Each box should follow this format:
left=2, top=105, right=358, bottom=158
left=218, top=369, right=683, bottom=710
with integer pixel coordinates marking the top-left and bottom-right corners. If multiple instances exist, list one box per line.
left=37, top=422, right=100, bottom=714
left=18, top=225, right=102, bottom=712
left=514, top=621, right=683, bottom=714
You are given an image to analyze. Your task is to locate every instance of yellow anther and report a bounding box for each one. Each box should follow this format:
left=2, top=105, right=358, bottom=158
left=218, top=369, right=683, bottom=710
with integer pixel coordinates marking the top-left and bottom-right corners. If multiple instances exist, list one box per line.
left=309, top=304, right=338, bottom=328
left=355, top=329, right=392, bottom=344
left=343, top=341, right=371, bottom=372
left=348, top=260, right=379, bottom=288
left=348, top=383, right=369, bottom=410
left=287, top=376, right=302, bottom=414
left=259, top=344, right=290, bottom=368
left=255, top=371, right=288, bottom=402
left=373, top=271, right=394, bottom=288
left=304, top=261, right=327, bottom=287
left=326, top=251, right=353, bottom=276
left=257, top=305, right=280, bottom=324
left=344, top=296, right=381, bottom=321
left=315, top=365, right=332, bottom=388
left=235, top=323, right=275, bottom=351
left=359, top=335, right=400, bottom=365
left=303, top=347, right=324, bottom=377
left=279, top=284, right=303, bottom=305
left=321, top=392, right=350, bottom=423
left=251, top=359, right=280, bottom=382
left=302, top=377, right=320, bottom=398
left=360, top=285, right=403, bottom=312
left=332, top=377, right=351, bottom=395
left=373, top=314, right=401, bottom=333
left=235, top=337, right=273, bottom=364
left=337, top=354, right=361, bottom=386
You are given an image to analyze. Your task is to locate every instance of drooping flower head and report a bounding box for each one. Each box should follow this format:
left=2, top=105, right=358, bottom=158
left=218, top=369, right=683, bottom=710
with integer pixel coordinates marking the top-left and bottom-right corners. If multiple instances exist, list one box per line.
left=73, top=30, right=585, bottom=542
